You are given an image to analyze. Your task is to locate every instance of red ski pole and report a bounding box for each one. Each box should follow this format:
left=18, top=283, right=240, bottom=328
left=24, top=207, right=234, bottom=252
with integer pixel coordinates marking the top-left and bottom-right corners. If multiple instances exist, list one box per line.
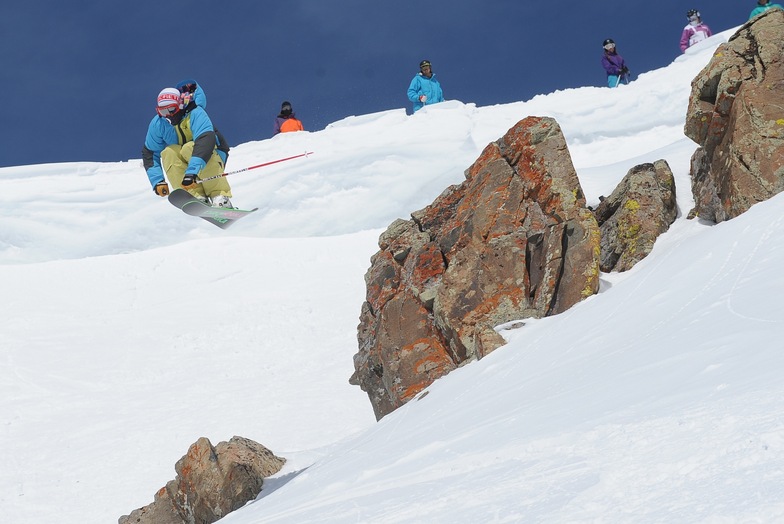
left=197, top=151, right=313, bottom=184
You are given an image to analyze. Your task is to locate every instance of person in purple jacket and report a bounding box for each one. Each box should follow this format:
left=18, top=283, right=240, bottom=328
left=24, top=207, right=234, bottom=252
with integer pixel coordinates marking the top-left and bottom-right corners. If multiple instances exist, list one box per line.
left=601, top=39, right=630, bottom=88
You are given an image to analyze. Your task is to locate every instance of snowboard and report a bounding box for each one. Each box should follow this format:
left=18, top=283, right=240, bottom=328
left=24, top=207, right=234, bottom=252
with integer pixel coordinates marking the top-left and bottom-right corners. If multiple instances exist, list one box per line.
left=167, top=189, right=258, bottom=229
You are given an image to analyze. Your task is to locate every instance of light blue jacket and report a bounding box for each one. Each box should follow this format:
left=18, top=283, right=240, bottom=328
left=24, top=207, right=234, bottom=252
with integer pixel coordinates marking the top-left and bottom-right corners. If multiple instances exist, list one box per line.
left=749, top=3, right=783, bottom=19
left=143, top=106, right=219, bottom=187
left=407, top=73, right=444, bottom=112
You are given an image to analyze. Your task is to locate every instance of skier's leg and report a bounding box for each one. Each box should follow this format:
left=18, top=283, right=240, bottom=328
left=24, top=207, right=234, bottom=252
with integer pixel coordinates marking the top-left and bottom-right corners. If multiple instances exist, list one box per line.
left=160, top=145, right=186, bottom=188
left=167, top=142, right=231, bottom=200
left=198, top=151, right=233, bottom=199
left=161, top=144, right=206, bottom=199
left=172, top=143, right=212, bottom=199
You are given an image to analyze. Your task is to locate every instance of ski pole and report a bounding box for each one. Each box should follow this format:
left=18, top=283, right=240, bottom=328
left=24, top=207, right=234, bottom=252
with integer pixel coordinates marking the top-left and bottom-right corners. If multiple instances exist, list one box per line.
left=197, top=151, right=313, bottom=184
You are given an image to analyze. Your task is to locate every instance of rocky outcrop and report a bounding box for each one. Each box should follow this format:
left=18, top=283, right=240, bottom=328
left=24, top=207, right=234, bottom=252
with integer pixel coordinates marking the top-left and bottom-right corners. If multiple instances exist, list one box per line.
left=593, top=160, right=677, bottom=272
left=684, top=9, right=784, bottom=222
left=119, top=436, right=285, bottom=524
left=351, top=116, right=601, bottom=420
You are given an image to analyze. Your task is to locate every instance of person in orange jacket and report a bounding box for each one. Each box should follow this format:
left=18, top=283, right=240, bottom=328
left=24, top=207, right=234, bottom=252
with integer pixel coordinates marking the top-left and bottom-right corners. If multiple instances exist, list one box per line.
left=273, top=101, right=304, bottom=135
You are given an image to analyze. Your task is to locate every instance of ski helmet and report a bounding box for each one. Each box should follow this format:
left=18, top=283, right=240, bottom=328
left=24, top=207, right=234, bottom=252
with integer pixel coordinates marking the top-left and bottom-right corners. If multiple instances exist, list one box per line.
left=419, top=59, right=432, bottom=70
left=602, top=38, right=615, bottom=49
left=156, top=87, right=183, bottom=118
left=687, top=9, right=700, bottom=19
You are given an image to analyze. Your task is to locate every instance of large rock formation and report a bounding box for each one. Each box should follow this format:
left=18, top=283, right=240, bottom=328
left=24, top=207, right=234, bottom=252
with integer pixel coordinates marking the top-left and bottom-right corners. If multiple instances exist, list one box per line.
left=351, top=116, right=601, bottom=420
left=684, top=9, right=784, bottom=222
left=593, top=160, right=677, bottom=272
left=119, top=436, right=285, bottom=524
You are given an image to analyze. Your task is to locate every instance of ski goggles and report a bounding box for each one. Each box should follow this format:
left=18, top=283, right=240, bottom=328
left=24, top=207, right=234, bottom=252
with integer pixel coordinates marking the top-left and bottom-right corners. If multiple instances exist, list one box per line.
left=157, top=104, right=179, bottom=118
left=603, top=43, right=615, bottom=50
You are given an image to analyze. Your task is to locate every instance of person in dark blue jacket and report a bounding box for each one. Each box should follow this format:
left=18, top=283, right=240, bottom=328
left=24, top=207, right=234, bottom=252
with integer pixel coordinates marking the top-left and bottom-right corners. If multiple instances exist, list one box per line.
left=407, top=60, right=444, bottom=112
left=141, top=87, right=234, bottom=208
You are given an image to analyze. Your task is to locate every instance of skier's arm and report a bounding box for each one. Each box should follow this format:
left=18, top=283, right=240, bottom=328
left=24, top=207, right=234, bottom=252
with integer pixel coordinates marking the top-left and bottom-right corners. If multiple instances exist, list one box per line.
left=190, top=133, right=217, bottom=170
left=142, top=120, right=166, bottom=188
left=601, top=55, right=622, bottom=75
left=185, top=108, right=216, bottom=175
left=601, top=55, right=613, bottom=74
left=407, top=76, right=422, bottom=102
left=679, top=28, right=691, bottom=52
left=141, top=145, right=164, bottom=185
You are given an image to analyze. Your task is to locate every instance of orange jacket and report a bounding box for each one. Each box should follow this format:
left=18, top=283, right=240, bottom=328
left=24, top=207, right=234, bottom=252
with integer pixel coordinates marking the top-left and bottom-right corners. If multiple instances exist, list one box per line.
left=274, top=116, right=304, bottom=135
left=280, top=118, right=304, bottom=133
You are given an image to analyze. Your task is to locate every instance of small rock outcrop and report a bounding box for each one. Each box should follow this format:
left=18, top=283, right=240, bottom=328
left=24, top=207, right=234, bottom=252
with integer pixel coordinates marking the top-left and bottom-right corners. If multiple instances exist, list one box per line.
left=119, top=436, right=285, bottom=524
left=684, top=9, right=784, bottom=222
left=351, top=116, right=601, bottom=420
left=593, top=160, right=677, bottom=272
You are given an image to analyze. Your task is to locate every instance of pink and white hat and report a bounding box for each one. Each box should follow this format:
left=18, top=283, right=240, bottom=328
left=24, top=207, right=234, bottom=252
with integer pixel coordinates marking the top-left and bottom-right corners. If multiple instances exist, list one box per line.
left=156, top=88, right=182, bottom=117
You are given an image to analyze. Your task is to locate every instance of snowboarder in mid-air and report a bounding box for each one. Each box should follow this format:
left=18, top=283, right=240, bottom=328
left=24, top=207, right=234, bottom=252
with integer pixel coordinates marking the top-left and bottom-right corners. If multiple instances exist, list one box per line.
left=141, top=84, right=234, bottom=208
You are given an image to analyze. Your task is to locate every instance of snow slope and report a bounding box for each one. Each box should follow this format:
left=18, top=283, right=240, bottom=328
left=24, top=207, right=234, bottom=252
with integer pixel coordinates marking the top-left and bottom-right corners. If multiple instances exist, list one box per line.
left=3, top=27, right=784, bottom=523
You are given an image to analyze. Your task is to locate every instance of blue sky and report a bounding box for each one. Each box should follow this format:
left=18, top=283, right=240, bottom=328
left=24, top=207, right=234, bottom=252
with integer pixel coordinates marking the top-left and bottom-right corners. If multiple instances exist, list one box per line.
left=1, top=1, right=745, bottom=168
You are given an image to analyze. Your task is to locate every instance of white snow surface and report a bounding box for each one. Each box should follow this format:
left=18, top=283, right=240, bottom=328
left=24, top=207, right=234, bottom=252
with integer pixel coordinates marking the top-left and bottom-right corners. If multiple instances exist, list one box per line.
left=3, top=28, right=784, bottom=523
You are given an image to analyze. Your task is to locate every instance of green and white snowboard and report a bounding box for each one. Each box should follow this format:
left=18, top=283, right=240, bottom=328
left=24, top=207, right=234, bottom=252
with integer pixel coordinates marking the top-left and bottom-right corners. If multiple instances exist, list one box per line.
left=168, top=189, right=258, bottom=229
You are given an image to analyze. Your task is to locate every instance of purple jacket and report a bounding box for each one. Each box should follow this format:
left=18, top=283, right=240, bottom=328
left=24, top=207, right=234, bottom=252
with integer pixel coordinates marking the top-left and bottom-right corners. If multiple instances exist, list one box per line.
left=680, top=22, right=712, bottom=52
left=601, top=51, right=626, bottom=76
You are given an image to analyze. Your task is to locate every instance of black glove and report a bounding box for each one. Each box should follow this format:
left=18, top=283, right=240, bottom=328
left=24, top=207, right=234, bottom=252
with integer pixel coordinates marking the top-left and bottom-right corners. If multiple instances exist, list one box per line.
left=621, top=66, right=629, bottom=75
left=153, top=181, right=170, bottom=197
left=181, top=173, right=198, bottom=188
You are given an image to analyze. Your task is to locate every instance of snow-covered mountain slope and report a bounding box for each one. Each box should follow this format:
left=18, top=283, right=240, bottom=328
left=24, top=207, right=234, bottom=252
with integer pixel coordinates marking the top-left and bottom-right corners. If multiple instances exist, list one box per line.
left=5, top=27, right=784, bottom=523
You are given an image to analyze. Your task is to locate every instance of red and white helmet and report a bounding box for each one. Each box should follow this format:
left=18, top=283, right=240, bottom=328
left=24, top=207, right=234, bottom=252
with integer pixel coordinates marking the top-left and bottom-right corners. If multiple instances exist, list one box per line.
left=156, top=87, right=183, bottom=118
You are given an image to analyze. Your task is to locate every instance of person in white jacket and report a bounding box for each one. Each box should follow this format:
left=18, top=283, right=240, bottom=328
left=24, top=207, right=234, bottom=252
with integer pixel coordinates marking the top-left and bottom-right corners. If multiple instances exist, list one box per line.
left=680, top=9, right=712, bottom=52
